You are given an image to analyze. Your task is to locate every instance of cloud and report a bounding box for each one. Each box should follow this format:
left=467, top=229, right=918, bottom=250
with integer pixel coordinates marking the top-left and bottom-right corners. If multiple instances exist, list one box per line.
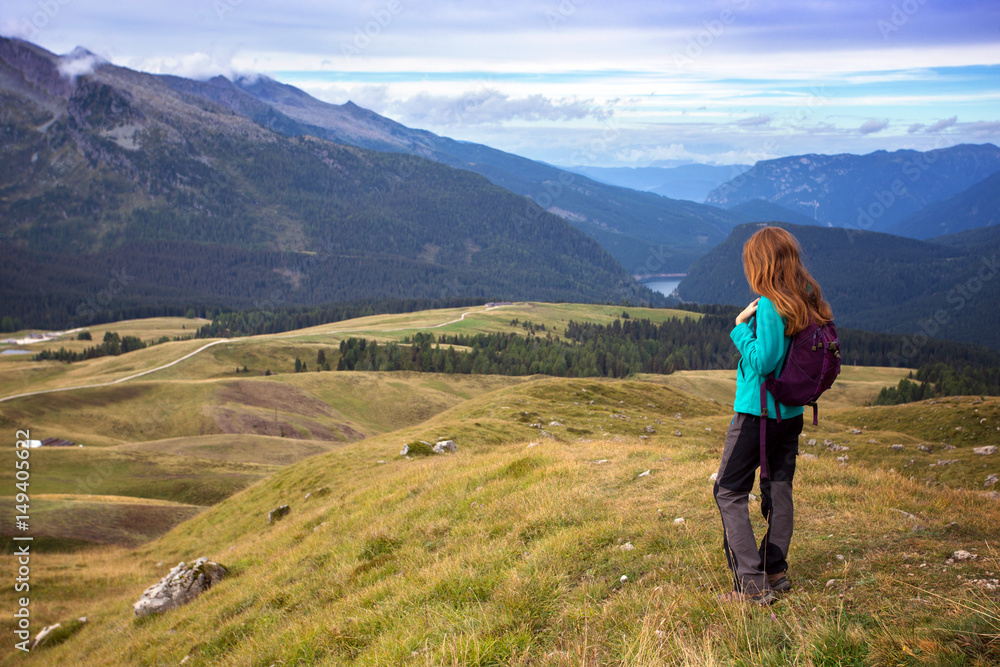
left=57, top=47, right=108, bottom=80
left=963, top=120, right=1000, bottom=136
left=386, top=89, right=613, bottom=127
left=736, top=115, right=771, bottom=127
left=907, top=123, right=925, bottom=133
left=925, top=116, right=958, bottom=133
left=858, top=119, right=889, bottom=134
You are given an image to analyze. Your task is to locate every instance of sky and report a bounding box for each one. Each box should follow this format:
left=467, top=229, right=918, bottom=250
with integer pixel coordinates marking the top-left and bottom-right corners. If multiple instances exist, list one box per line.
left=2, top=0, right=999, bottom=167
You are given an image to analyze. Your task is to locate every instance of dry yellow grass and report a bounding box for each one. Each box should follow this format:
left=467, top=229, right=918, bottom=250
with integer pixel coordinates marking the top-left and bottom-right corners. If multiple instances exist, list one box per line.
left=2, top=426, right=997, bottom=665
left=1, top=306, right=996, bottom=665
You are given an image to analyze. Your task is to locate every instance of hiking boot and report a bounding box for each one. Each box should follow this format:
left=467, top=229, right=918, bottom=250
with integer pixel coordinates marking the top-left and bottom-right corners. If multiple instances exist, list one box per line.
left=768, top=571, right=792, bottom=593
left=717, top=589, right=778, bottom=606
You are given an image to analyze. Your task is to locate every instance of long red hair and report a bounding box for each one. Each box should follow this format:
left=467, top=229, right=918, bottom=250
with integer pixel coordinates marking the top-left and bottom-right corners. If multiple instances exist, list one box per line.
left=742, top=226, right=832, bottom=335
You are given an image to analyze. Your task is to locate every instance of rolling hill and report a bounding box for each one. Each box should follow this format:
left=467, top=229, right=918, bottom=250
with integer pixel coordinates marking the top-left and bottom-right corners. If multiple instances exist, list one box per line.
left=0, top=37, right=663, bottom=329
left=0, top=304, right=997, bottom=663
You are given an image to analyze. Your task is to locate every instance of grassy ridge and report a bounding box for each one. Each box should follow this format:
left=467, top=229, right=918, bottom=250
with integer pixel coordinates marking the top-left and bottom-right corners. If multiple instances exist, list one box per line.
left=1, top=385, right=997, bottom=664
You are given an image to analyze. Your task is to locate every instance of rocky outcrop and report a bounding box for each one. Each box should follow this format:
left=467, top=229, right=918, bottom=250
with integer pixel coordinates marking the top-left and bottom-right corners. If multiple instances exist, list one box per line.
left=133, top=558, right=227, bottom=617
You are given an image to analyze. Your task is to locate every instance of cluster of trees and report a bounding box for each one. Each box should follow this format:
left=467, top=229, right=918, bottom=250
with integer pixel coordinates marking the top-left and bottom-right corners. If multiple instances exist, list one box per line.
left=336, top=315, right=742, bottom=378
left=873, top=363, right=1000, bottom=405
left=33, top=331, right=149, bottom=362
left=332, top=312, right=1000, bottom=384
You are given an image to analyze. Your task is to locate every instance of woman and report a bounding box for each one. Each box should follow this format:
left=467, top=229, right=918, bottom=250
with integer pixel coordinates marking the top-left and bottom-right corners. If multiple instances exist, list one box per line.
left=713, top=226, right=833, bottom=604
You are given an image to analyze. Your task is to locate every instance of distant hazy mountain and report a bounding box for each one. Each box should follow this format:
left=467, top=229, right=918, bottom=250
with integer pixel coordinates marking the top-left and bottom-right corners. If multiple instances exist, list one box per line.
left=705, top=146, right=1000, bottom=233
left=160, top=74, right=744, bottom=274
left=888, top=170, right=1000, bottom=239
left=0, top=37, right=662, bottom=328
left=561, top=164, right=749, bottom=202
left=678, top=222, right=1000, bottom=350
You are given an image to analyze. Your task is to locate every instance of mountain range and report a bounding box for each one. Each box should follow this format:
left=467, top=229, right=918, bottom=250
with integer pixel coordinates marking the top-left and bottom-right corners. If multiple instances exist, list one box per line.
left=0, top=37, right=662, bottom=328
left=705, top=146, right=1000, bottom=234
left=162, top=73, right=745, bottom=274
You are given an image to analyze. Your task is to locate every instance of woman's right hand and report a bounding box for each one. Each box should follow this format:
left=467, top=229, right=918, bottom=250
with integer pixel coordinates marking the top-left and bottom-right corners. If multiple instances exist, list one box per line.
left=735, top=298, right=759, bottom=326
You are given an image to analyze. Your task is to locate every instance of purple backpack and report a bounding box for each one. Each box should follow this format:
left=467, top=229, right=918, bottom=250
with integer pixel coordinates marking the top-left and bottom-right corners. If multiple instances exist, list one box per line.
left=757, top=319, right=841, bottom=478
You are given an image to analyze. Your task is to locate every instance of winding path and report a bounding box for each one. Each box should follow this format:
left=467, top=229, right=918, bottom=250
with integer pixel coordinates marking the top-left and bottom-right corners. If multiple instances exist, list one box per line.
left=0, top=306, right=501, bottom=404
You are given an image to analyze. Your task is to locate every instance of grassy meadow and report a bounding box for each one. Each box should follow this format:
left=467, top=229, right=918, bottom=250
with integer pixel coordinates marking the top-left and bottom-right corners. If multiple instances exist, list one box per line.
left=0, top=304, right=997, bottom=665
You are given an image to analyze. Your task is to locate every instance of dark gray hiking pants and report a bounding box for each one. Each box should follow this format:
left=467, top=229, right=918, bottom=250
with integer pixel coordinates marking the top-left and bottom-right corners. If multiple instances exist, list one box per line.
left=714, top=413, right=802, bottom=594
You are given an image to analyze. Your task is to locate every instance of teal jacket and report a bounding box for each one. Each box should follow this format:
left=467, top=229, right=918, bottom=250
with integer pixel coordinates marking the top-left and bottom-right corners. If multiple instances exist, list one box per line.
left=730, top=296, right=804, bottom=419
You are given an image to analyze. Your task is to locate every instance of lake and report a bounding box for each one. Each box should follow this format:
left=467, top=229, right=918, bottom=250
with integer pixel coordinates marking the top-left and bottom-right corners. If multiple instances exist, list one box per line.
left=640, top=278, right=682, bottom=297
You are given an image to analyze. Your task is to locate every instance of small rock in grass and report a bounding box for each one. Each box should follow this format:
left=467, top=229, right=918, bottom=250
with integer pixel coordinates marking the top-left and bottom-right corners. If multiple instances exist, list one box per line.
left=891, top=444, right=905, bottom=451
left=267, top=505, right=290, bottom=523
left=800, top=453, right=818, bottom=460
left=432, top=440, right=457, bottom=454
left=674, top=517, right=686, bottom=525
left=620, top=542, right=635, bottom=551
left=709, top=472, right=718, bottom=482
left=952, top=550, right=976, bottom=561
left=985, top=474, right=999, bottom=487
left=636, top=470, right=651, bottom=478
left=973, top=446, right=997, bottom=455
left=620, top=575, right=628, bottom=583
